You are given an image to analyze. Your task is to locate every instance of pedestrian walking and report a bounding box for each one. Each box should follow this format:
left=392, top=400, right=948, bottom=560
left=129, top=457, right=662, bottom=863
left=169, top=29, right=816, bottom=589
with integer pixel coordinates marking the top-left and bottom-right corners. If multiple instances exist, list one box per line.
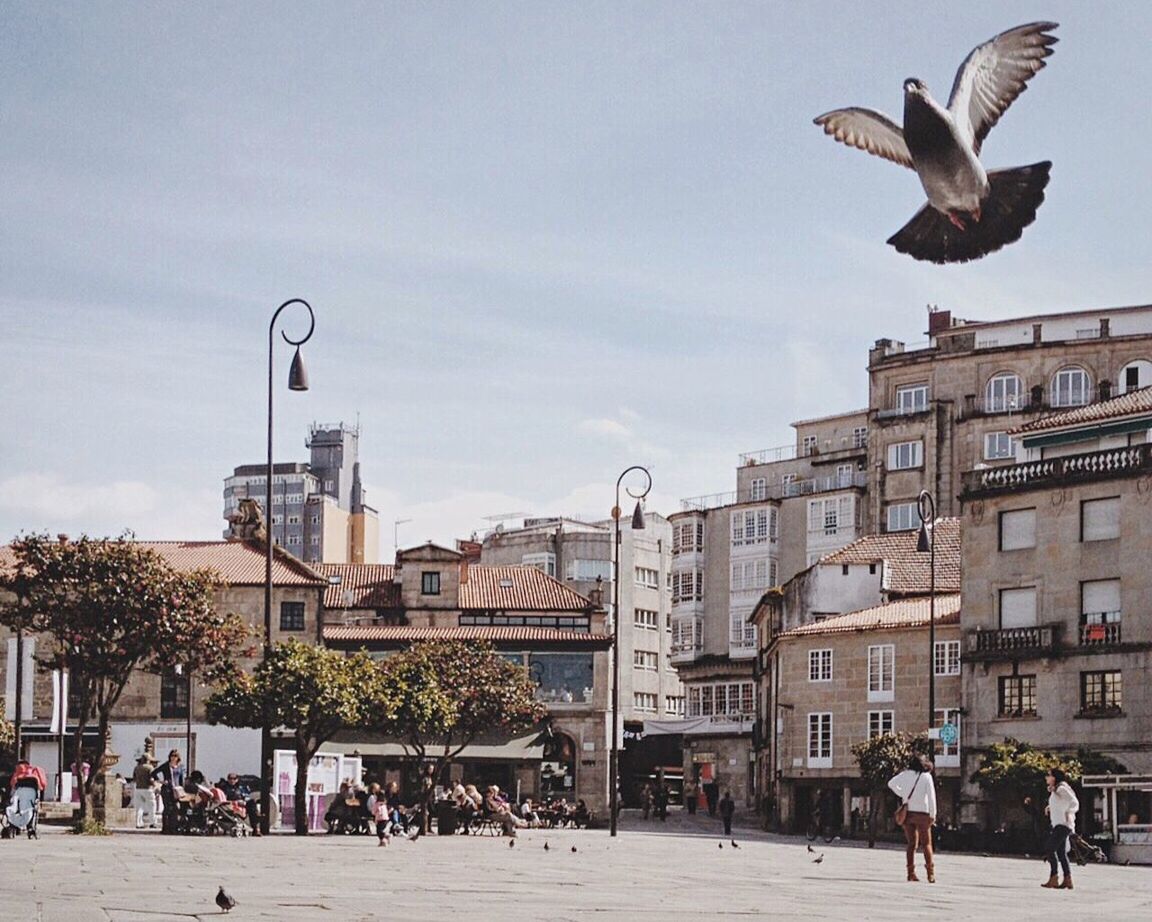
left=131, top=754, right=158, bottom=828
left=719, top=790, right=735, bottom=836
left=888, top=754, right=937, bottom=883
left=1040, top=768, right=1079, bottom=890
left=683, top=778, right=699, bottom=816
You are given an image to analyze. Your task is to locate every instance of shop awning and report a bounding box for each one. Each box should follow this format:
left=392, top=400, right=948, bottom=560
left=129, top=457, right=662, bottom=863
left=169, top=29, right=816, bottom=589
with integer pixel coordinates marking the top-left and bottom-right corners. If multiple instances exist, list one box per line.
left=642, top=716, right=754, bottom=736
left=323, top=733, right=545, bottom=761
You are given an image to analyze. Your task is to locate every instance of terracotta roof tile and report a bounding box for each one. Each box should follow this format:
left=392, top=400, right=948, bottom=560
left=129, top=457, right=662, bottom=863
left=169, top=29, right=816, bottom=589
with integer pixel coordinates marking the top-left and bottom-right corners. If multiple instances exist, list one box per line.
left=815, top=518, right=960, bottom=594
left=1012, top=387, right=1152, bottom=434
left=315, top=563, right=398, bottom=609
left=323, top=625, right=611, bottom=646
left=1, top=540, right=325, bottom=587
left=459, top=566, right=591, bottom=611
left=780, top=594, right=961, bottom=637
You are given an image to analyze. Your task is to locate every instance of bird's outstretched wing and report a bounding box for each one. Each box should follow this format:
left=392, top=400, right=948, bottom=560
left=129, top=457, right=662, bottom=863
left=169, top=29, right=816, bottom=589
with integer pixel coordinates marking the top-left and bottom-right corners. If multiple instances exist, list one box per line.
left=813, top=108, right=914, bottom=170
left=947, top=21, right=1058, bottom=155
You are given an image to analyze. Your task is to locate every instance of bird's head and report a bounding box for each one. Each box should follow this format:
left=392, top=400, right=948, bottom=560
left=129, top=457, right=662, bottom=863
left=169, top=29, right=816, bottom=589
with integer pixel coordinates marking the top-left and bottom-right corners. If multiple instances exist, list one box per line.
left=903, top=78, right=928, bottom=96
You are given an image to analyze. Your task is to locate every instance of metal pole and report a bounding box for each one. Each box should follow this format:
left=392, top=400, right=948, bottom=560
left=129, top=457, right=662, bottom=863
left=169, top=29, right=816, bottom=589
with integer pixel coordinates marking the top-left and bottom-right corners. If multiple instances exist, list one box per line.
left=13, top=626, right=23, bottom=761
left=261, top=299, right=315, bottom=835
left=186, top=668, right=193, bottom=771
left=609, top=465, right=651, bottom=838
left=917, top=490, right=937, bottom=756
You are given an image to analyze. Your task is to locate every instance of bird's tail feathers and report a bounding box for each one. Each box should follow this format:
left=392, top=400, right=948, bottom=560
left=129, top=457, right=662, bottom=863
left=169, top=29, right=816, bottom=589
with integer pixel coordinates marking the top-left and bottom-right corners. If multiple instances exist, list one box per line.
left=887, top=161, right=1051, bottom=264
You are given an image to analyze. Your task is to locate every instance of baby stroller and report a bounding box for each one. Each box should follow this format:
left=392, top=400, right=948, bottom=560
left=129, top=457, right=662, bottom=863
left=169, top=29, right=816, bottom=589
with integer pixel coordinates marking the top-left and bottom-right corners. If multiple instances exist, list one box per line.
left=2, top=776, right=43, bottom=840
left=1068, top=832, right=1108, bottom=865
left=205, top=792, right=250, bottom=837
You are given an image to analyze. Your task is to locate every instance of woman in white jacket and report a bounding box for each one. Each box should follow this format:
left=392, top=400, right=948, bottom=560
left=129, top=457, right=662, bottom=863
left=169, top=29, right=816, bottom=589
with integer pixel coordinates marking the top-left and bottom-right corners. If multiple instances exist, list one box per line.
left=888, top=754, right=938, bottom=883
left=1041, top=768, right=1079, bottom=890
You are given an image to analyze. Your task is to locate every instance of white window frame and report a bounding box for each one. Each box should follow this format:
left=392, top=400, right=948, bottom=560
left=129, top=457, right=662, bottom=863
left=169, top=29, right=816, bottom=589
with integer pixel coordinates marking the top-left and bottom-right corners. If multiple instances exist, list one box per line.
left=886, top=502, right=918, bottom=532
left=896, top=383, right=929, bottom=414
left=868, top=710, right=894, bottom=739
left=749, top=477, right=767, bottom=501
left=867, top=644, right=894, bottom=702
left=934, top=640, right=961, bottom=676
left=807, top=712, right=833, bottom=768
left=887, top=440, right=923, bottom=470
left=521, top=552, right=556, bottom=577
left=808, top=649, right=833, bottom=682
left=999, top=586, right=1038, bottom=629
left=852, top=426, right=869, bottom=448
left=633, top=650, right=658, bottom=671
left=634, top=608, right=659, bottom=630
left=985, top=372, right=1023, bottom=412
left=984, top=431, right=1015, bottom=460
left=999, top=508, right=1036, bottom=551
left=934, top=707, right=961, bottom=767
left=1051, top=366, right=1091, bottom=407
left=672, top=570, right=702, bottom=603
left=634, top=567, right=659, bottom=590
left=802, top=435, right=819, bottom=456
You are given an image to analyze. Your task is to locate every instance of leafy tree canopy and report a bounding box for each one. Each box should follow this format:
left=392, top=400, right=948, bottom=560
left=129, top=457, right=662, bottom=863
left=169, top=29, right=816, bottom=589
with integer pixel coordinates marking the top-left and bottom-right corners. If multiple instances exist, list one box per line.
left=969, top=737, right=1083, bottom=801
left=851, top=731, right=931, bottom=789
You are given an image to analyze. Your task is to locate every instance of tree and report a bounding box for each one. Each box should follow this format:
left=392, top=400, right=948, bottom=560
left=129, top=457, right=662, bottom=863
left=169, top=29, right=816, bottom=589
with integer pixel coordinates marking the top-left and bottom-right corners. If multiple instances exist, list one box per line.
left=372, top=641, right=546, bottom=831
left=205, top=638, right=381, bottom=835
left=0, top=700, right=14, bottom=771
left=851, top=731, right=931, bottom=847
left=969, top=738, right=1082, bottom=809
left=0, top=534, right=248, bottom=821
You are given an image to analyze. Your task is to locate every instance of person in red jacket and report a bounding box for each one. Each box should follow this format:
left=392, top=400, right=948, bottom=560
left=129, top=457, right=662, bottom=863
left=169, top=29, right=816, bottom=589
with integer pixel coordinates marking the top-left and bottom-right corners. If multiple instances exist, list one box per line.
left=9, top=760, right=48, bottom=796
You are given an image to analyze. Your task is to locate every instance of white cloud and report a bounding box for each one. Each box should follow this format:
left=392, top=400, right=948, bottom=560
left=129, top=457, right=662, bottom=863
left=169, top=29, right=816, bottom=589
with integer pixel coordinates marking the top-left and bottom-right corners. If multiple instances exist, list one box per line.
left=577, top=418, right=631, bottom=439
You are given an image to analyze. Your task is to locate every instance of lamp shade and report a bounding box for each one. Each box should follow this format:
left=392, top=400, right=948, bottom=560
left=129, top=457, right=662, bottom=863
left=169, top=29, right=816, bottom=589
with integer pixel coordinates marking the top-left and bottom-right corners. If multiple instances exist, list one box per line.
left=630, top=501, right=646, bottom=530
left=288, top=346, right=309, bottom=391
left=916, top=522, right=930, bottom=553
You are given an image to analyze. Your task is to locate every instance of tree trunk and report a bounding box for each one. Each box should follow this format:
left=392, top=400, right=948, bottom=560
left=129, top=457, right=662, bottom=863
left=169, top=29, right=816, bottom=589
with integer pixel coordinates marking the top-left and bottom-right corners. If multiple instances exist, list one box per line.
left=294, top=739, right=315, bottom=836
left=867, top=788, right=880, bottom=848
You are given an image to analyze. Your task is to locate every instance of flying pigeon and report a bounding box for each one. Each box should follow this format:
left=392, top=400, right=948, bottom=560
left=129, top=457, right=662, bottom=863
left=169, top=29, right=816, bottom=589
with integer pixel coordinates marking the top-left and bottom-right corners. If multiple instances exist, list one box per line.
left=813, top=854, right=825, bottom=864
left=815, top=21, right=1058, bottom=263
left=215, top=886, right=237, bottom=913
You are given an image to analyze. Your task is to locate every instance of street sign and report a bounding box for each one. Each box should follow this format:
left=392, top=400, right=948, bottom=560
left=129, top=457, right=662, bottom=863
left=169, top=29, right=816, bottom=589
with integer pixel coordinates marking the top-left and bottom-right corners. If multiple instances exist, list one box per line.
left=939, top=722, right=958, bottom=745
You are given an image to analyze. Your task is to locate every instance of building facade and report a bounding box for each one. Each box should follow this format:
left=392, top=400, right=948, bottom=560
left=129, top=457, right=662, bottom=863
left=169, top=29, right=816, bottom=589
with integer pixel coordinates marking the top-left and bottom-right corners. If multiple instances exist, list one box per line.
left=223, top=421, right=379, bottom=565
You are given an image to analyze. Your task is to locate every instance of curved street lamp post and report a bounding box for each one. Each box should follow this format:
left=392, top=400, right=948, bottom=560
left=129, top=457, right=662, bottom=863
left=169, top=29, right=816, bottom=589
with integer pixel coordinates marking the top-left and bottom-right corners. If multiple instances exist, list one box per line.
left=609, top=465, right=652, bottom=837
left=260, top=299, right=315, bottom=834
left=916, top=490, right=937, bottom=759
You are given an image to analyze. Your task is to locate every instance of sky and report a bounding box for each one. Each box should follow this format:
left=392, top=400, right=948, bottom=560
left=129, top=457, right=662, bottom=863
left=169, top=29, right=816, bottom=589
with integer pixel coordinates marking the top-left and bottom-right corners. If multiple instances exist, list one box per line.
left=3, top=2, right=1151, bottom=557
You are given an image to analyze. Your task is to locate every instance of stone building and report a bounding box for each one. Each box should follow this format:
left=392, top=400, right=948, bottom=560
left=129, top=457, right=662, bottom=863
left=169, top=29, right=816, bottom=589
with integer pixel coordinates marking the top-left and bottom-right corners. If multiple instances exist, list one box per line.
left=957, top=386, right=1152, bottom=837
left=763, top=595, right=962, bottom=834
left=318, top=543, right=614, bottom=815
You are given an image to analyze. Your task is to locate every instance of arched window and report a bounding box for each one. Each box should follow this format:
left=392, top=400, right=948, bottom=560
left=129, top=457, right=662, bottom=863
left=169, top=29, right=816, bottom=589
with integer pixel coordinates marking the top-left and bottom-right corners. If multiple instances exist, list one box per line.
left=1051, top=366, right=1092, bottom=407
left=1118, top=359, right=1152, bottom=394
left=985, top=372, right=1023, bottom=412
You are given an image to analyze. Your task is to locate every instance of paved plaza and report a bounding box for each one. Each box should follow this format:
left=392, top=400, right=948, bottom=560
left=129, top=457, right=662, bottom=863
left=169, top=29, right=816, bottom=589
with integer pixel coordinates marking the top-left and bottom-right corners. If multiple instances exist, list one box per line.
left=2, top=811, right=1148, bottom=921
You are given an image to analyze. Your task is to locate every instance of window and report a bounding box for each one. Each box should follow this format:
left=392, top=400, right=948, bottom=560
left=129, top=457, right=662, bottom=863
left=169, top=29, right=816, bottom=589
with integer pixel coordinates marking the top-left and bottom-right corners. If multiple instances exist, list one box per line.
left=749, top=477, right=767, bottom=501
left=635, top=567, right=659, bottom=589
left=999, top=587, right=1037, bottom=628
left=1051, top=366, right=1091, bottom=407
left=985, top=372, right=1023, bottom=412
left=808, top=649, right=833, bottom=682
left=1081, top=497, right=1120, bottom=541
left=286, top=534, right=302, bottom=546
left=868, top=710, right=894, bottom=739
left=673, top=521, right=704, bottom=554
left=836, top=464, right=855, bottom=487
left=1081, top=670, right=1122, bottom=713
left=1081, top=580, right=1121, bottom=640
left=887, top=440, right=923, bottom=470
left=802, top=435, right=818, bottom=456
left=565, top=558, right=612, bottom=581
left=310, top=515, right=320, bottom=525
left=421, top=571, right=441, bottom=595
left=271, top=514, right=283, bottom=525
left=807, top=713, right=833, bottom=768
left=934, top=640, right=961, bottom=676
left=324, top=479, right=335, bottom=491
left=287, top=515, right=300, bottom=525
left=633, top=650, right=658, bottom=671
left=731, top=508, right=773, bottom=546
left=809, top=496, right=855, bottom=536
left=886, top=502, right=918, bottom=532
left=672, top=616, right=703, bottom=653
left=672, top=570, right=702, bottom=603
left=284, top=493, right=304, bottom=504
left=984, top=432, right=1015, bottom=460
left=1119, top=360, right=1152, bottom=393
left=731, top=558, right=773, bottom=591
left=633, top=692, right=658, bottom=712
left=279, top=601, right=306, bottom=631
left=896, top=383, right=929, bottom=414
left=686, top=681, right=753, bottom=718
left=521, top=552, right=556, bottom=577
left=160, top=668, right=189, bottom=719
left=665, top=695, right=685, bottom=716
left=310, top=535, right=320, bottom=545
left=999, top=675, right=1037, bottom=717
left=999, top=508, right=1036, bottom=550
left=634, top=609, right=659, bottom=630
left=852, top=426, right=869, bottom=448
left=867, top=644, right=894, bottom=702
left=729, top=611, right=757, bottom=649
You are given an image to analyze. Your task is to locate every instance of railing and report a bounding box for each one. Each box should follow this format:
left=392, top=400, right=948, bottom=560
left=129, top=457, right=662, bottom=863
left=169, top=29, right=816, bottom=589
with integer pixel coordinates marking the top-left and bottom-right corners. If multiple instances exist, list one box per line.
left=968, top=624, right=1058, bottom=655
left=1080, top=621, right=1122, bottom=645
left=739, top=444, right=798, bottom=466
left=680, top=472, right=866, bottom=511
left=876, top=404, right=930, bottom=419
left=680, top=491, right=737, bottom=512
left=962, top=445, right=1152, bottom=496
left=961, top=394, right=1038, bottom=416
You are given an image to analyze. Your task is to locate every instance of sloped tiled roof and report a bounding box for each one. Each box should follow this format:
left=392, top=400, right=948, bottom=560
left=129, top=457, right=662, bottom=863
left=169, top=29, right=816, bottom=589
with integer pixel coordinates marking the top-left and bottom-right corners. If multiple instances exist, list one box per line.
left=1012, top=387, right=1152, bottom=434
left=459, top=565, right=591, bottom=611
left=780, top=594, right=961, bottom=637
left=323, top=625, right=611, bottom=646
left=316, top=563, right=398, bottom=609
left=0, top=540, right=325, bottom=587
left=815, top=518, right=960, bottom=594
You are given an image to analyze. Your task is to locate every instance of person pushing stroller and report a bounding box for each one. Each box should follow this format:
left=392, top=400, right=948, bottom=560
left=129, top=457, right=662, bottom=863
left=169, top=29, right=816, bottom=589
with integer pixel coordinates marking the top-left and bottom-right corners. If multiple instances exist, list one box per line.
left=3, top=759, right=47, bottom=839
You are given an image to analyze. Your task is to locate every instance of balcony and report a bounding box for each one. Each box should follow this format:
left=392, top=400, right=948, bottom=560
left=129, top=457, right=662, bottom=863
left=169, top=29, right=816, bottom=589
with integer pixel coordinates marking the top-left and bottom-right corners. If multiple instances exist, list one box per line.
left=957, top=393, right=1038, bottom=419
left=1080, top=621, right=1122, bottom=646
left=876, top=404, right=931, bottom=420
left=679, top=472, right=866, bottom=512
left=967, top=623, right=1060, bottom=659
left=961, top=445, right=1152, bottom=497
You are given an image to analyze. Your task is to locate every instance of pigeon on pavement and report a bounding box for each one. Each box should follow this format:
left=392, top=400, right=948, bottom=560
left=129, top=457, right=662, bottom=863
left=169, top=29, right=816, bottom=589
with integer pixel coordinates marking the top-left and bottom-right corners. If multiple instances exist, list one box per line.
left=815, top=21, right=1058, bottom=263
left=571, top=845, right=578, bottom=853
left=813, top=854, right=825, bottom=864
left=718, top=842, right=723, bottom=849
left=731, top=840, right=739, bottom=849
left=509, top=838, right=515, bottom=848
left=544, top=841, right=550, bottom=851
left=807, top=844, right=815, bottom=853
left=215, top=886, right=237, bottom=913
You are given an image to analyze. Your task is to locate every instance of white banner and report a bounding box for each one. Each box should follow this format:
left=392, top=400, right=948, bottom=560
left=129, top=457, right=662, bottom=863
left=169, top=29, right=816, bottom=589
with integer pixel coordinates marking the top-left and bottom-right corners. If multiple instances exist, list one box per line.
left=4, top=636, right=35, bottom=720
left=50, top=669, right=70, bottom=734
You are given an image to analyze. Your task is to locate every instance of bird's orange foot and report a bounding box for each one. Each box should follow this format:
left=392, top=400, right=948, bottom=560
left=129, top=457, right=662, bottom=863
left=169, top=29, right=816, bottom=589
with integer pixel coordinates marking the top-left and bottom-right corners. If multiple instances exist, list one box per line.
left=947, top=211, right=967, bottom=231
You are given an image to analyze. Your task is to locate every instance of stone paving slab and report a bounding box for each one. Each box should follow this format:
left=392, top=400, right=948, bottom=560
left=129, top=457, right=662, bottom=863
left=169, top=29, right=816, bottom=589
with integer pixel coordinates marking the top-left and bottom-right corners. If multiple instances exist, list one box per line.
left=1, top=812, right=1148, bottom=921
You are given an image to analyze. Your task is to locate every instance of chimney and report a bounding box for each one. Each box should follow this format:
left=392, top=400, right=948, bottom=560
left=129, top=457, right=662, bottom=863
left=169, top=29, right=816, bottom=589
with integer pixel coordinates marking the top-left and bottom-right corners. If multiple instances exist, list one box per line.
left=927, top=308, right=952, bottom=336
left=459, top=557, right=470, bottom=585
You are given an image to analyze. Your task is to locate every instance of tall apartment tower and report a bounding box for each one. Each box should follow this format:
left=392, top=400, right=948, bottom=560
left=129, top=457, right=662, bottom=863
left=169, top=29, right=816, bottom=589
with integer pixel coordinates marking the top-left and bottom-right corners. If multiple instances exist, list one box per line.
left=222, top=422, right=380, bottom=565
left=479, top=515, right=683, bottom=800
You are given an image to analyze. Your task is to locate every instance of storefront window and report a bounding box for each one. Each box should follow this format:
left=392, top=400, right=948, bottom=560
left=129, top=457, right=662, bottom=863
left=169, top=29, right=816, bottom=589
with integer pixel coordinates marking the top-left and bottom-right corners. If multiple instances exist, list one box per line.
left=528, top=652, right=594, bottom=704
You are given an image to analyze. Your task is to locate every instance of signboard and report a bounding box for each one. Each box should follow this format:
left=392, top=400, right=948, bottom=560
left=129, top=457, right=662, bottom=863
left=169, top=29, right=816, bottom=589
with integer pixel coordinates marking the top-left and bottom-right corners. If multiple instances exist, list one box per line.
left=939, top=723, right=958, bottom=746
